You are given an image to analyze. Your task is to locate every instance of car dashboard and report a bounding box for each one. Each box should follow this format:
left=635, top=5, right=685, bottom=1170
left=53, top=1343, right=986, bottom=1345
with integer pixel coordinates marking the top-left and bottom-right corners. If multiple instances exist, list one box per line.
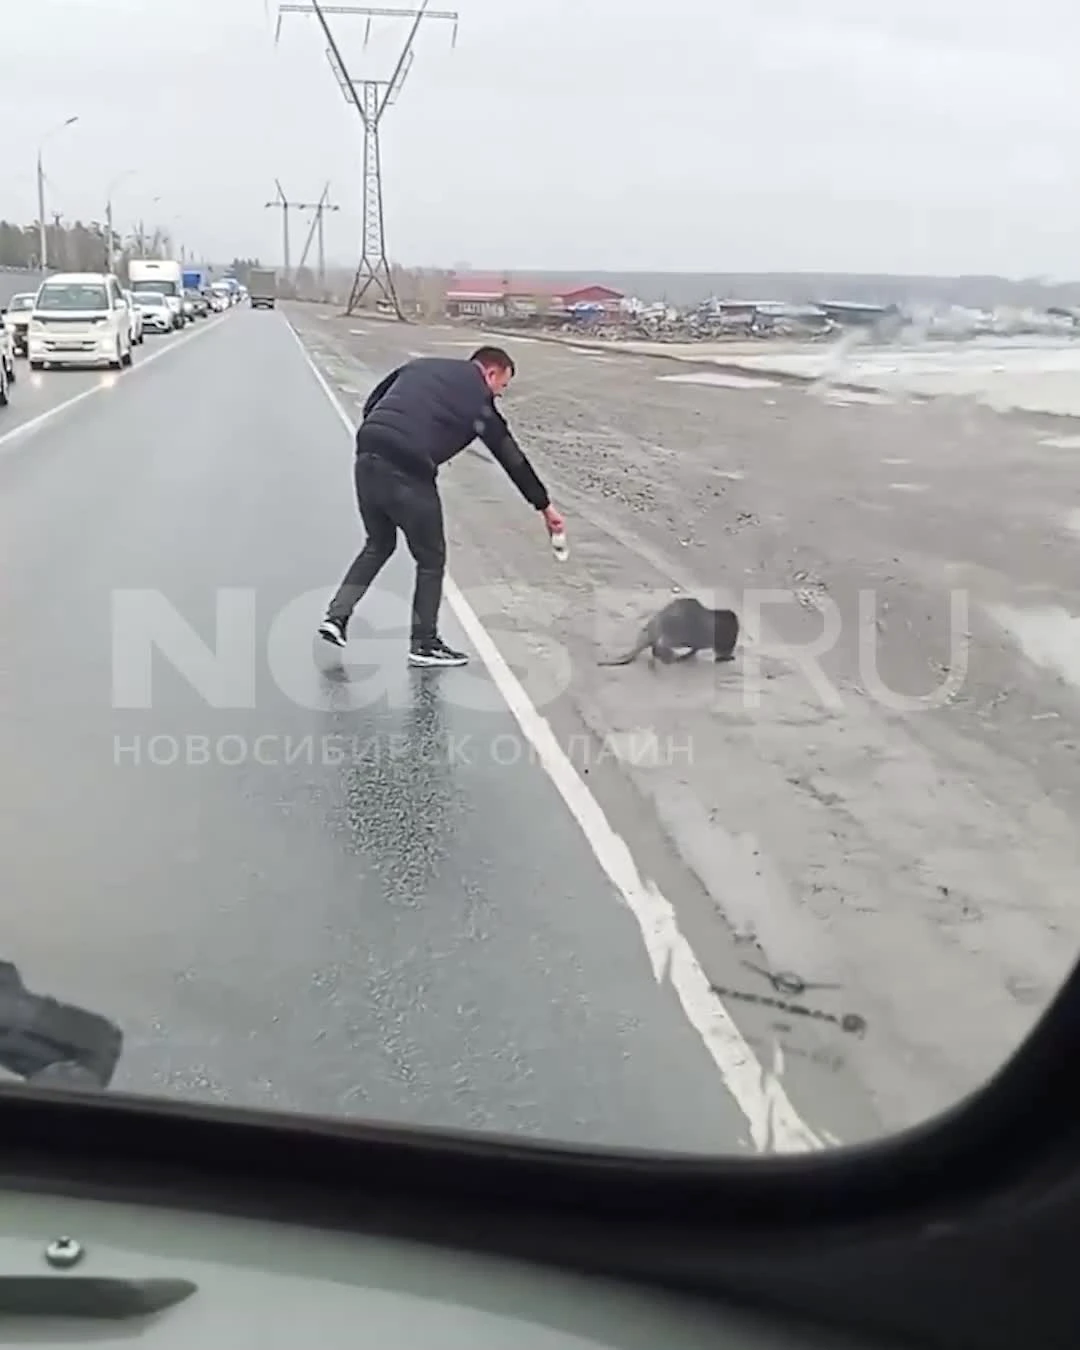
left=0, top=1187, right=866, bottom=1350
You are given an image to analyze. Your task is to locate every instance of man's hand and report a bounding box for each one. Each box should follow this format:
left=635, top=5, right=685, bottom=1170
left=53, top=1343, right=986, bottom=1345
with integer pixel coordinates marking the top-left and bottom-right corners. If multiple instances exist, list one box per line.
left=542, top=504, right=565, bottom=534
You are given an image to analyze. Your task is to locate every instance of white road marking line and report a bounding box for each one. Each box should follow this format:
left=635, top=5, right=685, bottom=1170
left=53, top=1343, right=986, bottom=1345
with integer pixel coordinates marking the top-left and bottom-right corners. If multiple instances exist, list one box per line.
left=888, top=482, right=928, bottom=492
left=0, top=317, right=225, bottom=453
left=284, top=314, right=824, bottom=1155
left=1066, top=509, right=1080, bottom=536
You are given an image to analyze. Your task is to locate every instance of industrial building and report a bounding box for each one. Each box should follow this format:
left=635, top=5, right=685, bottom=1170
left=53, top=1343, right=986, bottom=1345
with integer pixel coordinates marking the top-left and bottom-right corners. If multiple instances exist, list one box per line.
left=444, top=274, right=625, bottom=320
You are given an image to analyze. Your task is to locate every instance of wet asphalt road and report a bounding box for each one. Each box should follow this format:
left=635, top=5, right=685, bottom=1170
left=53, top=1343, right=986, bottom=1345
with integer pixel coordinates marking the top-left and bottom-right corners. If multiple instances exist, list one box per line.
left=0, top=307, right=760, bottom=1152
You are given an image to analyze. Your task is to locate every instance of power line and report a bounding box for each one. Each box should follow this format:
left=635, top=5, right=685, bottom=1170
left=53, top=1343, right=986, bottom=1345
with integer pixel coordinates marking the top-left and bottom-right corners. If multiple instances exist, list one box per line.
left=275, top=0, right=458, bottom=318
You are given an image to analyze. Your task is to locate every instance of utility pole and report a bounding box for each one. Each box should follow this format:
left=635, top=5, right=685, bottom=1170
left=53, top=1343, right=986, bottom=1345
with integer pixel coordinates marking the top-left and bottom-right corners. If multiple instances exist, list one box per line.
left=275, top=1, right=458, bottom=318
left=265, top=179, right=293, bottom=283
left=295, top=183, right=341, bottom=288
left=105, top=170, right=136, bottom=272
left=37, top=156, right=47, bottom=274
left=50, top=213, right=64, bottom=271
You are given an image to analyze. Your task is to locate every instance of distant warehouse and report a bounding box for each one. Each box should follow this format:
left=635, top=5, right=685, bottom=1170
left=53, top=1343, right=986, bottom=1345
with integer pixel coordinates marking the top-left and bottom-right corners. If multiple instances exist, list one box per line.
left=444, top=273, right=624, bottom=321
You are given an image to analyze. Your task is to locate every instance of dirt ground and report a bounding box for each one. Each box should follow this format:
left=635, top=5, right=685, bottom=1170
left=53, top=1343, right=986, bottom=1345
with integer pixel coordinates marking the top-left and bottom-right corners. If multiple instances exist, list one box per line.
left=287, top=304, right=1080, bottom=1135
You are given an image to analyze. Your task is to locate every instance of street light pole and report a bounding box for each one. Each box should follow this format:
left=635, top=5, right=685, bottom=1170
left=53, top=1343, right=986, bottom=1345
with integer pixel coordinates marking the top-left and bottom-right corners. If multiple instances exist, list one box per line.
left=36, top=116, right=79, bottom=271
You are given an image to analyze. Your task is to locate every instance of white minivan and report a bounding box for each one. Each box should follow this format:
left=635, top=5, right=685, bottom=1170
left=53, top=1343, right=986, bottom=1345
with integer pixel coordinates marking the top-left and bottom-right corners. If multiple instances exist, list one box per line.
left=28, top=273, right=134, bottom=371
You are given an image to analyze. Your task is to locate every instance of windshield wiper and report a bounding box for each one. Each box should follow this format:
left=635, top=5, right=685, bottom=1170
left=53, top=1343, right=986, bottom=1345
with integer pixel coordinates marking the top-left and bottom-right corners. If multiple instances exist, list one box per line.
left=0, top=1276, right=196, bottom=1319
left=0, top=962, right=122, bottom=1089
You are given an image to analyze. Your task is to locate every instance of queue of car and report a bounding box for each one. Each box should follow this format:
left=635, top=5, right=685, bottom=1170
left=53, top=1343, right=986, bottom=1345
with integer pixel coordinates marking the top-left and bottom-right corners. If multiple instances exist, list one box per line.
left=0, top=266, right=245, bottom=403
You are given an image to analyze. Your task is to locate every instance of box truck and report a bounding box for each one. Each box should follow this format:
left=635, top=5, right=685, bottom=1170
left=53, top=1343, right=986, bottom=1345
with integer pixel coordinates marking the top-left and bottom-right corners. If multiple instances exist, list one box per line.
left=127, top=259, right=185, bottom=329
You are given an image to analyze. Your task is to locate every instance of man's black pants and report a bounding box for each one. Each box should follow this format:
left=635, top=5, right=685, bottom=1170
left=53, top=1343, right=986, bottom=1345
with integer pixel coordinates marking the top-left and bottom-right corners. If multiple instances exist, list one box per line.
left=326, top=448, right=446, bottom=644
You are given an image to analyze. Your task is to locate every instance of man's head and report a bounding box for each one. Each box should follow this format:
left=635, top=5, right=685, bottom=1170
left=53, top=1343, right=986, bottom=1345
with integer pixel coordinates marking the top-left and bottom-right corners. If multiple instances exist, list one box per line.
left=470, top=345, right=515, bottom=397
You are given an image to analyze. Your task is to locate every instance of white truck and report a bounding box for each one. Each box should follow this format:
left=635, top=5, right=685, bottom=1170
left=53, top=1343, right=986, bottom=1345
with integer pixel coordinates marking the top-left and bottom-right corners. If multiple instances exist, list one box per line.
left=127, top=259, right=186, bottom=329
left=248, top=269, right=277, bottom=310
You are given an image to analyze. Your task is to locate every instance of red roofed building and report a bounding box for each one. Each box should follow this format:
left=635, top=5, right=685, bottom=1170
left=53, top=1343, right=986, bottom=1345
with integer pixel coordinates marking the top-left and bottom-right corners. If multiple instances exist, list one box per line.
left=445, top=274, right=624, bottom=319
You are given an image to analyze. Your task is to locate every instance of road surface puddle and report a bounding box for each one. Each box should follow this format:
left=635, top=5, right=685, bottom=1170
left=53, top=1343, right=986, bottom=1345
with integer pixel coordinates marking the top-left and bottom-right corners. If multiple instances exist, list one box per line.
left=658, top=371, right=781, bottom=390
left=986, top=602, right=1080, bottom=690
left=1040, top=433, right=1080, bottom=450
left=812, top=386, right=894, bottom=406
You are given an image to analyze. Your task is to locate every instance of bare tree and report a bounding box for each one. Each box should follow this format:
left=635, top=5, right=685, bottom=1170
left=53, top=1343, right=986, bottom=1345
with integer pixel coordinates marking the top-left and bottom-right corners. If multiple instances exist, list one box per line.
left=0, top=215, right=171, bottom=272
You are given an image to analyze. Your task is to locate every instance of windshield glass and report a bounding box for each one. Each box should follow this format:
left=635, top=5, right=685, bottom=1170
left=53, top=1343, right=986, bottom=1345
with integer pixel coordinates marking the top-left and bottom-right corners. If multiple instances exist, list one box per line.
left=35, top=282, right=108, bottom=311
left=132, top=278, right=178, bottom=297
left=136, top=292, right=166, bottom=307
left=3, top=2, right=1079, bottom=1166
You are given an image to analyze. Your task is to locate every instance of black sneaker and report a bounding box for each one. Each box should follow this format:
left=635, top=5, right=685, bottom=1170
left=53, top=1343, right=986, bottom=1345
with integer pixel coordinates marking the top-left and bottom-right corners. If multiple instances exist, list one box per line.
left=408, top=637, right=469, bottom=668
left=318, top=616, right=348, bottom=648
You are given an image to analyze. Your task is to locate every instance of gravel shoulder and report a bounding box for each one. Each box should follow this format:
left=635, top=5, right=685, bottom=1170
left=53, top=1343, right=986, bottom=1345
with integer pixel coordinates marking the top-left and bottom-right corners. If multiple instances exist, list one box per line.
left=287, top=304, right=1080, bottom=1137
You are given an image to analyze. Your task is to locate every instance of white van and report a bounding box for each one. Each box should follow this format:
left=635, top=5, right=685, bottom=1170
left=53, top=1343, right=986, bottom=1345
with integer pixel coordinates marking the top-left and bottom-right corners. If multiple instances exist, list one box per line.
left=28, top=273, right=133, bottom=371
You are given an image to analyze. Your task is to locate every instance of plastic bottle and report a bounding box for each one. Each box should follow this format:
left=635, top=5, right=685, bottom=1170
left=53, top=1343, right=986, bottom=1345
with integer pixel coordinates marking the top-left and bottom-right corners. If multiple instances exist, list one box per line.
left=550, top=528, right=569, bottom=562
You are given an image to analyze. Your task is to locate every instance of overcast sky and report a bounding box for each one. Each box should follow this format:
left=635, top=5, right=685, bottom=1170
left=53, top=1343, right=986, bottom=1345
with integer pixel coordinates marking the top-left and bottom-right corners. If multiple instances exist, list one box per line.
left=6, top=0, right=1079, bottom=276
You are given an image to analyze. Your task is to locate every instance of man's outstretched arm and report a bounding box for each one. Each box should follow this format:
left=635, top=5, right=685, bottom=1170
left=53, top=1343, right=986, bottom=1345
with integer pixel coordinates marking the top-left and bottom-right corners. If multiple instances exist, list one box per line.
left=478, top=405, right=552, bottom=511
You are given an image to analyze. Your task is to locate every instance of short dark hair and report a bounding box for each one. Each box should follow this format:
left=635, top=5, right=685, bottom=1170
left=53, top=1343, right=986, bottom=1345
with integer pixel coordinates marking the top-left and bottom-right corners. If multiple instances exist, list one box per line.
left=470, top=345, right=515, bottom=376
